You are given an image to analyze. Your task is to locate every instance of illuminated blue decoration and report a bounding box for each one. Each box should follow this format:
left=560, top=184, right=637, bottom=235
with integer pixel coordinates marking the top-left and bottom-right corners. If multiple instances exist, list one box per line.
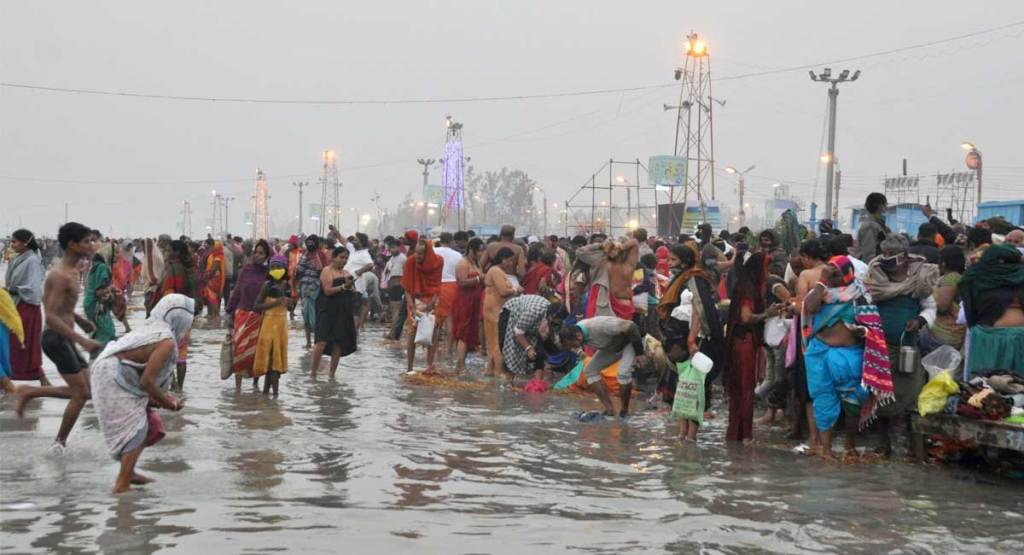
left=442, top=138, right=464, bottom=213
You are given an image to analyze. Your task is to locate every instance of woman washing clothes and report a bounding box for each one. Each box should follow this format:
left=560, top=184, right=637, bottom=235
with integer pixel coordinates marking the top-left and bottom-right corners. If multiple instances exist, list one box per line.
left=90, top=294, right=193, bottom=494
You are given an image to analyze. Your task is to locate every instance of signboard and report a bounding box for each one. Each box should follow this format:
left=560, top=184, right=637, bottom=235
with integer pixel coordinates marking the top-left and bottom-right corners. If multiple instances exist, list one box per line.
left=657, top=200, right=721, bottom=236
left=424, top=185, right=445, bottom=208
left=883, top=176, right=920, bottom=190
left=648, top=155, right=687, bottom=187
left=681, top=200, right=722, bottom=231
left=309, top=204, right=323, bottom=219
left=936, top=172, right=974, bottom=186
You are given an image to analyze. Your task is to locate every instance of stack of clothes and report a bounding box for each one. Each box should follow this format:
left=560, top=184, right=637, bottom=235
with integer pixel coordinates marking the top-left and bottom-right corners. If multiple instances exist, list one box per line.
left=945, top=370, right=1024, bottom=423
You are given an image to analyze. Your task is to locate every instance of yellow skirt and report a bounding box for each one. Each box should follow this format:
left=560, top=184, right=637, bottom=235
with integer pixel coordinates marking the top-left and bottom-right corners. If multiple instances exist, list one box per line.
left=253, top=305, right=288, bottom=377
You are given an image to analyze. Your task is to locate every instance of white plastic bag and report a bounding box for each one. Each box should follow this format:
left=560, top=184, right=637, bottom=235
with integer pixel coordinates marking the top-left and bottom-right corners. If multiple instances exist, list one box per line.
left=414, top=313, right=435, bottom=346
left=764, top=316, right=791, bottom=347
left=921, top=345, right=962, bottom=380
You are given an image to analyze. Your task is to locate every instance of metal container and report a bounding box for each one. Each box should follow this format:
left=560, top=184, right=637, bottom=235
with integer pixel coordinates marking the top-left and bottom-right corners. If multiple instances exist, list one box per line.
left=898, top=330, right=919, bottom=374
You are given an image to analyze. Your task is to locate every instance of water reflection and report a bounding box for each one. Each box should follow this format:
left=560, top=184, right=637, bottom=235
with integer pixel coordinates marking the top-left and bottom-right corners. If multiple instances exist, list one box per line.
left=1, top=304, right=1023, bottom=553
left=94, top=494, right=197, bottom=554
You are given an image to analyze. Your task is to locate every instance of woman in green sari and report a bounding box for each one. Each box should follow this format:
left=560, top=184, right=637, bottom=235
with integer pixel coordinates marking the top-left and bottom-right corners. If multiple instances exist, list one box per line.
left=84, top=242, right=118, bottom=351
left=958, top=243, right=1024, bottom=376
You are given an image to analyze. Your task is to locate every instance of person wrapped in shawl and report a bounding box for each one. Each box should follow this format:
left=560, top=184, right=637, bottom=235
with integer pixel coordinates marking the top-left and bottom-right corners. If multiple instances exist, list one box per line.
left=5, top=228, right=46, bottom=382
left=0, top=289, right=25, bottom=393
left=863, top=234, right=937, bottom=456
left=402, top=237, right=444, bottom=373
left=202, top=240, right=227, bottom=317
left=655, top=242, right=723, bottom=406
left=84, top=242, right=117, bottom=348
left=90, top=294, right=193, bottom=493
left=802, top=255, right=893, bottom=459
left=957, top=243, right=1024, bottom=376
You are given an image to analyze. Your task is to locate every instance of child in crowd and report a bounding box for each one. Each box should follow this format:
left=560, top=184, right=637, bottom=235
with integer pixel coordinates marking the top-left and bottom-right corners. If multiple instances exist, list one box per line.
left=252, top=255, right=295, bottom=397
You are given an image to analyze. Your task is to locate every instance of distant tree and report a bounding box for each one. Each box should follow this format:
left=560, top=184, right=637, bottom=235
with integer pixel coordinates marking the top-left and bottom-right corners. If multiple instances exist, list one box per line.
left=465, top=166, right=538, bottom=232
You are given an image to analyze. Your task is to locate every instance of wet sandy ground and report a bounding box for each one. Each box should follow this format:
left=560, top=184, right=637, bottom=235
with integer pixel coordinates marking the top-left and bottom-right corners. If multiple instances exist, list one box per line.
left=2, top=305, right=1023, bottom=554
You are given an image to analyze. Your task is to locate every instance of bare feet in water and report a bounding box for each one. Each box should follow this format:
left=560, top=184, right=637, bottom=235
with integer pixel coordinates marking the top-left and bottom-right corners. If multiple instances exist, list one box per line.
left=130, top=473, right=155, bottom=485
left=14, top=389, right=31, bottom=418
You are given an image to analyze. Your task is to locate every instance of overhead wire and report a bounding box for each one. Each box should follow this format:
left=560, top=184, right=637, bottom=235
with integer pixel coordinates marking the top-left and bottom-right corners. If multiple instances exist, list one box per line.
left=1, top=20, right=1021, bottom=105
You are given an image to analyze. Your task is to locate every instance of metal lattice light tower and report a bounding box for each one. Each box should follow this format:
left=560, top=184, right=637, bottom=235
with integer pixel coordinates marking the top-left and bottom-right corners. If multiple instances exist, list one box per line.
left=671, top=32, right=717, bottom=225
left=319, top=150, right=339, bottom=236
left=442, top=114, right=466, bottom=230
left=254, top=169, right=270, bottom=240
left=210, top=190, right=222, bottom=237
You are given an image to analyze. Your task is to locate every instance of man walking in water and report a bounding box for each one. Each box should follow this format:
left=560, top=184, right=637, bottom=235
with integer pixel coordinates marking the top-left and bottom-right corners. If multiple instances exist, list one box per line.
left=16, top=222, right=102, bottom=448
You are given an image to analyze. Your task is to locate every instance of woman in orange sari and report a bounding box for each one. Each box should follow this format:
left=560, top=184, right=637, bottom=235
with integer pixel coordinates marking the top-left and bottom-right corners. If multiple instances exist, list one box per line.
left=403, top=238, right=444, bottom=373
left=203, top=241, right=227, bottom=317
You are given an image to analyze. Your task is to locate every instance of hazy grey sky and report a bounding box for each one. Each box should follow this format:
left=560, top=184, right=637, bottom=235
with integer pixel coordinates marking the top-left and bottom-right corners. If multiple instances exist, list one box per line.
left=3, top=1, right=1023, bottom=237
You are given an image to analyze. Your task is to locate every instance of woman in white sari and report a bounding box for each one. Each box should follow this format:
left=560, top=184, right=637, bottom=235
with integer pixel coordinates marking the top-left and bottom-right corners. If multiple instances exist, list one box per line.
left=90, top=294, right=194, bottom=493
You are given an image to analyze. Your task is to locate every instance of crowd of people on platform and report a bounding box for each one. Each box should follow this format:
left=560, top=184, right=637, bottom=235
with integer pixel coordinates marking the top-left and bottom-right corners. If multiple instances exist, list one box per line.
left=3, top=191, right=1024, bottom=492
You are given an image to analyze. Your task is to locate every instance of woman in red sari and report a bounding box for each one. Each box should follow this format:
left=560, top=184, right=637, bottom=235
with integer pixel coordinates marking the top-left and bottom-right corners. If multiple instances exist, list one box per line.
left=226, top=240, right=270, bottom=389
left=725, top=252, right=782, bottom=443
left=5, top=229, right=48, bottom=385
left=451, top=238, right=485, bottom=373
left=156, top=240, right=197, bottom=390
left=203, top=241, right=227, bottom=317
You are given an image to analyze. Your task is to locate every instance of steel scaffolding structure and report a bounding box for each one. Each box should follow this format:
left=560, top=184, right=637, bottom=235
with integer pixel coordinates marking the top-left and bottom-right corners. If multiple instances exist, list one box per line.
left=564, top=159, right=661, bottom=236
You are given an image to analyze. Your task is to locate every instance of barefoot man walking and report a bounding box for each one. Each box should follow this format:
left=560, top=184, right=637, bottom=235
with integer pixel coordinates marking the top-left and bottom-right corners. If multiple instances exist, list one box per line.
left=16, top=222, right=102, bottom=448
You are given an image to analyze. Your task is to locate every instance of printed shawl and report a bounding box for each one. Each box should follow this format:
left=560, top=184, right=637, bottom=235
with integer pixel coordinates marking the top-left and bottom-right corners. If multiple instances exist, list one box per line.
left=806, top=255, right=894, bottom=427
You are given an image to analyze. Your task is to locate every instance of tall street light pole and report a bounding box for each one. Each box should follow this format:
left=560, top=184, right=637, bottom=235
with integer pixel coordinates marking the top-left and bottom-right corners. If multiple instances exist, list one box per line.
left=293, top=181, right=308, bottom=235
left=534, top=185, right=547, bottom=236
left=961, top=141, right=983, bottom=207
left=723, top=164, right=755, bottom=228
left=211, top=189, right=221, bottom=237
left=222, top=195, right=236, bottom=236
left=810, top=67, right=860, bottom=222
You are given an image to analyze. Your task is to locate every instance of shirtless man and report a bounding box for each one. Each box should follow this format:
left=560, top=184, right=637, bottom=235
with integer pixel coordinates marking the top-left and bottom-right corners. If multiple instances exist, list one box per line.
left=15, top=222, right=102, bottom=448
left=576, top=238, right=638, bottom=320
left=605, top=239, right=640, bottom=308
left=479, top=224, right=526, bottom=278
left=793, top=238, right=830, bottom=449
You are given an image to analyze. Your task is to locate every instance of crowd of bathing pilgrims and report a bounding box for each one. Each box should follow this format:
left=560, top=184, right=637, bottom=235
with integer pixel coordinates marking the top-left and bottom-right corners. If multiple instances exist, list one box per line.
left=2, top=191, right=1023, bottom=492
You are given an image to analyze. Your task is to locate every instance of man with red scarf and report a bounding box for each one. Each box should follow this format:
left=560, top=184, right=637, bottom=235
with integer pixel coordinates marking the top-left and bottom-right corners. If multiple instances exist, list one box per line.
left=403, top=237, right=444, bottom=373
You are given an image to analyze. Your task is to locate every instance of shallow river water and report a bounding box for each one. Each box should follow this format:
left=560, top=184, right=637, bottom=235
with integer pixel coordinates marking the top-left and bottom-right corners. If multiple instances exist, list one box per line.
left=2, top=306, right=1023, bottom=554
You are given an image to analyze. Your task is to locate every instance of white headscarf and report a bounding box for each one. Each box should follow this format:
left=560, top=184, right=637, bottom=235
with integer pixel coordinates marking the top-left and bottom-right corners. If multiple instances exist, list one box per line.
left=99, top=294, right=195, bottom=397
left=147, top=294, right=196, bottom=346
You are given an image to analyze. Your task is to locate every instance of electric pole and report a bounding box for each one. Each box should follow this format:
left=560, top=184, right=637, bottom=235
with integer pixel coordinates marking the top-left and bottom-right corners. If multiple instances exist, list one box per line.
left=211, top=190, right=221, bottom=237
left=810, top=67, right=860, bottom=223
left=724, top=165, right=755, bottom=229
left=293, top=181, right=308, bottom=235
left=181, top=201, right=193, bottom=238
left=416, top=158, right=436, bottom=232
left=833, top=159, right=841, bottom=222
left=222, top=195, right=236, bottom=236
